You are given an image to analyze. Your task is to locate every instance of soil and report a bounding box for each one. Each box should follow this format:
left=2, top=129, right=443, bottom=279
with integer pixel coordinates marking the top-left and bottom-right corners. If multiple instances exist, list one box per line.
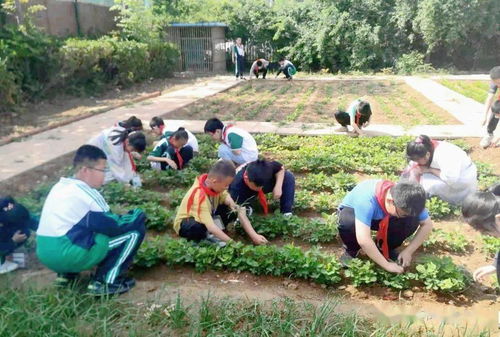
left=464, top=138, right=500, bottom=173
left=0, top=76, right=215, bottom=141
left=166, top=80, right=461, bottom=127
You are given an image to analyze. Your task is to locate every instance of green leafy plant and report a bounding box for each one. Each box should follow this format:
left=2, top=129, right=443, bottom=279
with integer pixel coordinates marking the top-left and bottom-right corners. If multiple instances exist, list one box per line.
left=426, top=197, right=459, bottom=220
left=415, top=256, right=472, bottom=293
left=423, top=228, right=470, bottom=253
left=482, top=235, right=500, bottom=257
left=344, top=259, right=378, bottom=287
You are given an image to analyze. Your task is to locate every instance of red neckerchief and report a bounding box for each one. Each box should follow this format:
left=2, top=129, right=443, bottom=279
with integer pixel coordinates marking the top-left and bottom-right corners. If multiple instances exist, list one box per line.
left=124, top=143, right=137, bottom=172
left=243, top=169, right=268, bottom=215
left=355, top=111, right=361, bottom=125
left=222, top=125, right=234, bottom=146
left=375, top=180, right=395, bottom=259
left=169, top=137, right=183, bottom=169
left=187, top=174, right=220, bottom=218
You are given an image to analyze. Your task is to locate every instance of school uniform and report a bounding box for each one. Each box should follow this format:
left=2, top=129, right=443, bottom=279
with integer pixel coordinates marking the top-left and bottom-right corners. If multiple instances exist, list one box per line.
left=218, top=125, right=258, bottom=165
left=87, top=126, right=137, bottom=185
left=0, top=197, right=38, bottom=264
left=229, top=161, right=295, bottom=214
left=486, top=83, right=499, bottom=136
left=36, top=177, right=145, bottom=284
left=233, top=44, right=245, bottom=78
left=149, top=137, right=194, bottom=171
left=162, top=127, right=199, bottom=153
left=404, top=141, right=477, bottom=205
left=249, top=59, right=270, bottom=79
left=277, top=60, right=296, bottom=79
left=338, top=180, right=429, bottom=258
left=334, top=99, right=368, bottom=128
left=174, top=174, right=233, bottom=241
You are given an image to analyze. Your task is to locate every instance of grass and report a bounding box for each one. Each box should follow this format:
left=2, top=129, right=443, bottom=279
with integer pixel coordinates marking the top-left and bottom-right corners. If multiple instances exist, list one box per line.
left=0, top=287, right=492, bottom=337
left=438, top=80, right=490, bottom=103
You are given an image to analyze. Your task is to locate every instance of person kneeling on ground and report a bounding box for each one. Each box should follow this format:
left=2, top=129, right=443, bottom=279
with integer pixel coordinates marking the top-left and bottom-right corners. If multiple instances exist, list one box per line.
left=229, top=159, right=295, bottom=216
left=338, top=180, right=433, bottom=274
left=36, top=145, right=146, bottom=296
left=403, top=135, right=477, bottom=205
left=173, top=160, right=268, bottom=246
left=249, top=59, right=270, bottom=79
left=276, top=58, right=296, bottom=80
left=462, top=183, right=499, bottom=285
left=204, top=118, right=259, bottom=165
left=0, top=197, right=38, bottom=274
left=147, top=127, right=194, bottom=171
left=334, top=99, right=372, bottom=136
left=88, top=127, right=146, bottom=187
left=149, top=116, right=199, bottom=153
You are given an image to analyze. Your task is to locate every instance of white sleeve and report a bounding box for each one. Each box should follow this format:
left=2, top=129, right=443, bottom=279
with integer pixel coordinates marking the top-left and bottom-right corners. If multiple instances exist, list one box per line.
left=435, top=147, right=462, bottom=185
left=249, top=61, right=257, bottom=77
left=106, top=140, right=134, bottom=184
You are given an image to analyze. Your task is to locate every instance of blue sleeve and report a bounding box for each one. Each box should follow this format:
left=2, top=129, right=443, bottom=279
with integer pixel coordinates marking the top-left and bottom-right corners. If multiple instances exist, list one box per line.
left=83, top=209, right=146, bottom=237
left=418, top=208, right=429, bottom=222
left=353, top=203, right=376, bottom=226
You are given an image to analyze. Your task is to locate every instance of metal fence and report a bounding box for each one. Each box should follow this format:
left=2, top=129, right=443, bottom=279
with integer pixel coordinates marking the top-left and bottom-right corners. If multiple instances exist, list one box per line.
left=167, top=26, right=214, bottom=72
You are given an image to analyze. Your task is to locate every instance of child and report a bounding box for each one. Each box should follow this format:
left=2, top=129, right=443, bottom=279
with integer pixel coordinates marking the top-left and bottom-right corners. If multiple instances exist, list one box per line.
left=249, top=59, right=270, bottom=79
left=480, top=66, right=500, bottom=148
left=149, top=116, right=199, bottom=153
left=116, top=116, right=143, bottom=132
left=338, top=180, right=433, bottom=273
left=232, top=38, right=246, bottom=80
left=173, top=160, right=268, bottom=246
left=147, top=127, right=194, bottom=171
left=0, top=197, right=38, bottom=274
left=204, top=118, right=259, bottom=165
left=404, top=135, right=477, bottom=205
left=88, top=127, right=146, bottom=187
left=229, top=159, right=295, bottom=216
left=334, top=99, right=372, bottom=136
left=276, top=58, right=296, bottom=80
left=462, top=184, right=499, bottom=284
left=480, top=100, right=500, bottom=149
left=36, top=145, right=146, bottom=295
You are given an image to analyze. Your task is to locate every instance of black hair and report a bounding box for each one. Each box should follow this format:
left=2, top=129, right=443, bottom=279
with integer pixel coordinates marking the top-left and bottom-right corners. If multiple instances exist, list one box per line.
left=0, top=196, right=30, bottom=227
left=150, top=116, right=164, bottom=129
left=119, top=116, right=143, bottom=131
left=256, top=60, right=263, bottom=67
left=209, top=159, right=235, bottom=178
left=489, top=183, right=500, bottom=196
left=246, top=159, right=274, bottom=187
left=462, top=191, right=499, bottom=234
left=489, top=66, right=500, bottom=80
left=128, top=132, right=146, bottom=153
left=491, top=100, right=500, bottom=114
left=204, top=118, right=224, bottom=133
left=390, top=182, right=426, bottom=216
left=73, top=144, right=107, bottom=168
left=356, top=101, right=372, bottom=125
left=170, top=127, right=189, bottom=141
left=406, top=135, right=434, bottom=166
left=279, top=57, right=285, bottom=62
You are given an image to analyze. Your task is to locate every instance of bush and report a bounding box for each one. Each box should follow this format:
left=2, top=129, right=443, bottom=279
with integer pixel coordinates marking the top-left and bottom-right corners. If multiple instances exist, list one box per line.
left=395, top=52, right=435, bottom=75
left=0, top=56, right=20, bottom=111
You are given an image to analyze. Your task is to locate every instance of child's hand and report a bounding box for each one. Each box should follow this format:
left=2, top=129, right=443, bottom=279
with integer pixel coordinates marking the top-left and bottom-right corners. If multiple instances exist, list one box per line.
left=272, top=187, right=282, bottom=200
left=165, top=158, right=178, bottom=170
left=473, top=265, right=496, bottom=282
left=251, top=234, right=268, bottom=245
left=12, top=230, right=27, bottom=243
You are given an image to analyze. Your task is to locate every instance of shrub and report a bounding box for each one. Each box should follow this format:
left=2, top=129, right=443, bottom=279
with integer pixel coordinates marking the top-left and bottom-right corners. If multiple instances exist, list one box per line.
left=0, top=56, right=20, bottom=111
left=395, top=52, right=434, bottom=75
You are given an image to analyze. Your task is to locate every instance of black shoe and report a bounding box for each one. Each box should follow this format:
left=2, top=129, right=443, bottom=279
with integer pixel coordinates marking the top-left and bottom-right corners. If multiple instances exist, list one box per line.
left=87, top=280, right=131, bottom=296
left=116, top=276, right=136, bottom=289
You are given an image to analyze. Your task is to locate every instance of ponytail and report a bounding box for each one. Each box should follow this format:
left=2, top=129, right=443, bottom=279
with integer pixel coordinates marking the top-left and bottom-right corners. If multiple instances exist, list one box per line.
left=109, top=128, right=130, bottom=145
left=119, top=116, right=143, bottom=132
left=171, top=127, right=189, bottom=141
left=109, top=129, right=146, bottom=153
left=406, top=135, right=434, bottom=165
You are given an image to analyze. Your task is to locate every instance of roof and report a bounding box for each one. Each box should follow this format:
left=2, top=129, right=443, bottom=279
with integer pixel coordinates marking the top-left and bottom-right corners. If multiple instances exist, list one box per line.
left=169, top=22, right=227, bottom=28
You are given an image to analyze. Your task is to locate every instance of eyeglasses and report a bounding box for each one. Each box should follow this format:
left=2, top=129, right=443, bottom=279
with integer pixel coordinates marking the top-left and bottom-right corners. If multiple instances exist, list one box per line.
left=87, top=166, right=106, bottom=173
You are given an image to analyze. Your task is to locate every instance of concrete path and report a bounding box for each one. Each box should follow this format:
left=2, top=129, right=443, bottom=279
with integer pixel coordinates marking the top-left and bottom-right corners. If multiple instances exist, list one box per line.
left=404, top=77, right=484, bottom=126
left=0, top=78, right=238, bottom=183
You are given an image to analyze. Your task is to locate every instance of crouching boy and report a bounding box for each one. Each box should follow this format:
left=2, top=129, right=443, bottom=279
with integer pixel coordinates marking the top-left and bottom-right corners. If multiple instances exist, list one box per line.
left=338, top=180, right=433, bottom=273
left=36, top=145, right=146, bottom=295
left=174, top=160, right=268, bottom=246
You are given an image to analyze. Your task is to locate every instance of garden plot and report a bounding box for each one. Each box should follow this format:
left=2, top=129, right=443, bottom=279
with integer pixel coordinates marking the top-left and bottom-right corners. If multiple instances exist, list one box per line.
left=438, top=80, right=490, bottom=104
left=167, top=80, right=460, bottom=127
left=17, top=134, right=500, bottom=332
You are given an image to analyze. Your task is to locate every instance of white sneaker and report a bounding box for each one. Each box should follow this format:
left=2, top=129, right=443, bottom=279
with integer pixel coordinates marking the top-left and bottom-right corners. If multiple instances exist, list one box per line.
left=283, top=212, right=293, bottom=217
left=205, top=233, right=227, bottom=248
left=0, top=260, right=19, bottom=274
left=480, top=135, right=493, bottom=149
left=12, top=253, right=26, bottom=268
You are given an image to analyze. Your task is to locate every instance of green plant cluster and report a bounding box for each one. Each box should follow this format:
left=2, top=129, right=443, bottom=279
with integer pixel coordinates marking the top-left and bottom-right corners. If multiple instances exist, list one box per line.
left=298, top=172, right=357, bottom=193
left=346, top=256, right=471, bottom=293
left=426, top=197, right=460, bottom=220
left=135, top=236, right=343, bottom=285
left=482, top=235, right=500, bottom=257
left=423, top=228, right=470, bottom=253
left=294, top=190, right=342, bottom=213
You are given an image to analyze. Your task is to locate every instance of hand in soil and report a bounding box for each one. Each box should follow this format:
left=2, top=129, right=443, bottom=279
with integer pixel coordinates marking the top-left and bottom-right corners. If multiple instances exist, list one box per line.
left=12, top=230, right=27, bottom=243
left=251, top=234, right=268, bottom=245
left=397, top=250, right=413, bottom=268
left=384, top=262, right=404, bottom=274
left=473, top=265, right=496, bottom=282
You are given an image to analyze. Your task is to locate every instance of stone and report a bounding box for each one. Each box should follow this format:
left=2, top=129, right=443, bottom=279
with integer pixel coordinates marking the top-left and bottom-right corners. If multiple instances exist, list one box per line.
left=403, top=290, right=414, bottom=299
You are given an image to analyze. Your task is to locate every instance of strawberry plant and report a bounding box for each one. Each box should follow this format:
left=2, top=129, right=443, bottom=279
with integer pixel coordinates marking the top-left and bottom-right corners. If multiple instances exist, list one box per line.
left=482, top=235, right=500, bottom=257
left=475, top=162, right=499, bottom=190
left=415, top=256, right=472, bottom=293
left=426, top=197, right=459, bottom=220
left=167, top=188, right=186, bottom=208
left=344, top=259, right=378, bottom=287
left=110, top=202, right=175, bottom=231
left=101, top=182, right=164, bottom=205
left=423, top=228, right=470, bottom=253
left=142, top=169, right=199, bottom=189
left=298, top=172, right=356, bottom=193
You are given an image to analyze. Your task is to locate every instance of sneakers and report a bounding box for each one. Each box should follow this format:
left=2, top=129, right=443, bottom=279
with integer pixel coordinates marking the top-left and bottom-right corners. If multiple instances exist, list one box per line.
left=480, top=134, right=493, bottom=149
left=0, top=260, right=19, bottom=274
left=87, top=280, right=132, bottom=296
left=340, top=250, right=358, bottom=268
left=11, top=253, right=26, bottom=268
left=283, top=212, right=293, bottom=217
left=115, top=276, right=137, bottom=289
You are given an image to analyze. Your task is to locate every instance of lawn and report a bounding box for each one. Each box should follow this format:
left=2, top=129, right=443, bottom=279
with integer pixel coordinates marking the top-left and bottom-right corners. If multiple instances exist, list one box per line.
left=438, top=80, right=490, bottom=103
left=168, top=80, right=460, bottom=127
left=13, top=134, right=500, bottom=334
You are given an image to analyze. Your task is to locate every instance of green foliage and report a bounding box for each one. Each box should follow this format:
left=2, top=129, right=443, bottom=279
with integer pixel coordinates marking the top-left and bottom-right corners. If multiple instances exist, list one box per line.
left=423, top=228, right=470, bottom=253
left=481, top=235, right=500, bottom=257
left=298, top=172, right=357, bottom=193
left=415, top=256, right=472, bottom=293
left=142, top=168, right=199, bottom=189
left=439, top=80, right=489, bottom=104
left=0, top=56, right=19, bottom=110
left=135, top=236, right=343, bottom=285
left=101, top=182, right=164, bottom=205
left=395, top=52, right=434, bottom=75
left=426, top=197, right=459, bottom=220
left=475, top=162, right=499, bottom=190
left=16, top=182, right=55, bottom=216
left=344, top=259, right=378, bottom=287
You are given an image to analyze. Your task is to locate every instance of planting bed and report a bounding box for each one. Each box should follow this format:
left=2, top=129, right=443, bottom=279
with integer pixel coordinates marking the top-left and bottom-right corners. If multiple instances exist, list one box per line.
left=437, top=80, right=490, bottom=103
left=16, top=133, right=500, bottom=332
left=167, top=80, right=460, bottom=127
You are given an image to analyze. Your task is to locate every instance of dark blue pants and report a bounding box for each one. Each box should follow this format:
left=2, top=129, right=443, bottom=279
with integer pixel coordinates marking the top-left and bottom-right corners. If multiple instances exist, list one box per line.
left=179, top=205, right=235, bottom=241
left=338, top=207, right=420, bottom=257
left=235, top=55, right=245, bottom=78
left=162, top=146, right=193, bottom=170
